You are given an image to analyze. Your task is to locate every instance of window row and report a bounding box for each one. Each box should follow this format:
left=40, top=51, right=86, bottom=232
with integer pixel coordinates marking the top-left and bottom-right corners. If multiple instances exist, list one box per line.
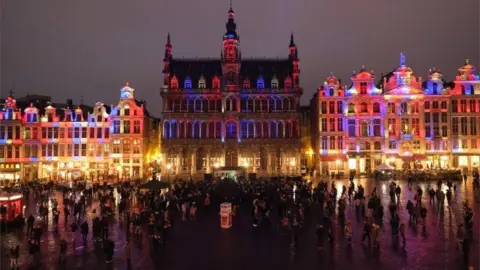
left=451, top=117, right=479, bottom=136
left=451, top=99, right=480, bottom=113
left=111, top=139, right=142, bottom=154
left=0, top=144, right=110, bottom=159
left=163, top=120, right=300, bottom=139
left=111, top=120, right=142, bottom=134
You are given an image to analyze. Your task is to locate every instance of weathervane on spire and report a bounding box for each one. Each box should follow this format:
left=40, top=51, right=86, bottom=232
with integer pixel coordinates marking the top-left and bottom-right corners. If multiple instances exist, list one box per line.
left=400, top=52, right=406, bottom=66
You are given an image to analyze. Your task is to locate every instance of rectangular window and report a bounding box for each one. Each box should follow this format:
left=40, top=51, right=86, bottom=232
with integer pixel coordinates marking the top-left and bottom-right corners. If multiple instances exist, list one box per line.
left=133, top=121, right=141, bottom=134
left=329, top=102, right=335, bottom=114
left=89, top=128, right=95, bottom=138
left=413, top=140, right=420, bottom=150
left=321, top=102, right=327, bottom=114
left=461, top=117, right=467, bottom=135
left=348, top=120, right=356, bottom=137
left=329, top=136, right=336, bottom=149
left=336, top=101, right=342, bottom=114
left=59, top=144, right=65, bottom=156
left=452, top=118, right=459, bottom=135
left=321, top=136, right=328, bottom=150
left=472, top=139, right=477, bottom=149
left=388, top=141, right=396, bottom=150
left=97, top=127, right=102, bottom=138
left=441, top=126, right=448, bottom=137
left=337, top=118, right=343, bottom=132
left=124, top=120, right=130, bottom=133
left=321, top=118, right=327, bottom=132
left=67, top=144, right=72, bottom=156
left=441, top=101, right=447, bottom=109
left=113, top=120, right=120, bottom=134
left=460, top=100, right=467, bottom=112
left=471, top=117, right=477, bottom=135
left=329, top=118, right=335, bottom=132
left=412, top=118, right=419, bottom=135
left=81, top=127, right=87, bottom=138
left=451, top=100, right=458, bottom=113
left=68, top=128, right=73, bottom=139
left=81, top=144, right=87, bottom=156
left=337, top=137, right=343, bottom=150
left=441, top=112, right=447, bottom=123
left=387, top=119, right=396, bottom=136
left=425, top=126, right=431, bottom=137
left=59, top=128, right=65, bottom=139
left=15, top=126, right=20, bottom=139
left=433, top=112, right=439, bottom=123
left=104, top=128, right=109, bottom=138
left=74, top=128, right=80, bottom=138
left=373, top=119, right=381, bottom=136
left=74, top=144, right=80, bottom=156
left=42, top=127, right=47, bottom=139
left=425, top=113, right=430, bottom=123
left=123, top=139, right=131, bottom=153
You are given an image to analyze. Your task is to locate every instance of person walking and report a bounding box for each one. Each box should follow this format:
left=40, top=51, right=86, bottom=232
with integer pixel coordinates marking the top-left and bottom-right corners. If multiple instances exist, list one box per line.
left=81, top=220, right=89, bottom=243
left=104, top=238, right=115, bottom=263
left=316, top=224, right=325, bottom=250
left=59, top=236, right=67, bottom=263
left=399, top=222, right=406, bottom=247
left=10, top=245, right=20, bottom=270
left=344, top=220, right=352, bottom=245
left=124, top=240, right=132, bottom=268
left=361, top=220, right=371, bottom=245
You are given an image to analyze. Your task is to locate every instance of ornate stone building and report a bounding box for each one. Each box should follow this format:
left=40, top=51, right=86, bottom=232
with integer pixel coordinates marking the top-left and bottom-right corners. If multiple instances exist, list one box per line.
left=312, top=54, right=480, bottom=177
left=160, top=7, right=303, bottom=180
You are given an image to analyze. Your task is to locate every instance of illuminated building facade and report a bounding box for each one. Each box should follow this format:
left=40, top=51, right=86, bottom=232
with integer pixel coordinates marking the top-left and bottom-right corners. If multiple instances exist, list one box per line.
left=0, top=85, right=159, bottom=182
left=160, top=7, right=303, bottom=179
left=313, top=54, right=480, bottom=176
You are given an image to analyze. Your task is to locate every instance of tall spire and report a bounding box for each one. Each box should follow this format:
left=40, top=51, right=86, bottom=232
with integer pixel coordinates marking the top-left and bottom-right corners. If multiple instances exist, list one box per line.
left=224, top=2, right=237, bottom=40
left=289, top=32, right=295, bottom=47
left=164, top=33, right=172, bottom=60
left=399, top=52, right=406, bottom=66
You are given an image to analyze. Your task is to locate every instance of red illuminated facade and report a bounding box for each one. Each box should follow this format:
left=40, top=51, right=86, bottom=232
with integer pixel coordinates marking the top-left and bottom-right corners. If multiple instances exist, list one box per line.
left=312, top=54, right=480, bottom=177
left=160, top=7, right=303, bottom=179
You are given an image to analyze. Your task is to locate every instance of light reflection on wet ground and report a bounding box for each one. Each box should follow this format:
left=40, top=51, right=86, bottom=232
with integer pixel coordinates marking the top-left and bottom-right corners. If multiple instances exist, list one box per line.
left=1, top=178, right=479, bottom=270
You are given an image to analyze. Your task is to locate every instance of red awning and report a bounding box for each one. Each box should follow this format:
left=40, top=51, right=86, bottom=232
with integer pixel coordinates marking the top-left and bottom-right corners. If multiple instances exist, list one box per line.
left=413, top=154, right=428, bottom=160
left=320, top=155, right=348, bottom=162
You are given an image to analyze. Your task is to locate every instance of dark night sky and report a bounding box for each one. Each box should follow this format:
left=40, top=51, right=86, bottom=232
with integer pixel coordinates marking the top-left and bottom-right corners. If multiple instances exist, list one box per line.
left=1, top=0, right=479, bottom=116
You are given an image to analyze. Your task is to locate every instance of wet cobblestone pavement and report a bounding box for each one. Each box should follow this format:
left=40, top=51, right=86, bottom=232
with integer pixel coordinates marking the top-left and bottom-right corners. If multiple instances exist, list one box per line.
left=1, top=178, right=479, bottom=270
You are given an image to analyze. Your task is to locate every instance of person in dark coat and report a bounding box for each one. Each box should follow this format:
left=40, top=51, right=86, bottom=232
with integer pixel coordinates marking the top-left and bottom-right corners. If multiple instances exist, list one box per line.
left=104, top=238, right=114, bottom=263
left=316, top=224, right=325, bottom=250
left=81, top=221, right=89, bottom=243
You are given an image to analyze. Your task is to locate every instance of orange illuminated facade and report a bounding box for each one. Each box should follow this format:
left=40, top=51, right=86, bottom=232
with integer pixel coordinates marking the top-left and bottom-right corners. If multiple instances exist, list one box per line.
left=0, top=84, right=160, bottom=182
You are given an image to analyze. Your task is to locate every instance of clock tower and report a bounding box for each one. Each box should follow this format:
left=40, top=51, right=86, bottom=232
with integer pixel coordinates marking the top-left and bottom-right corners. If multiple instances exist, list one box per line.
left=222, top=4, right=240, bottom=89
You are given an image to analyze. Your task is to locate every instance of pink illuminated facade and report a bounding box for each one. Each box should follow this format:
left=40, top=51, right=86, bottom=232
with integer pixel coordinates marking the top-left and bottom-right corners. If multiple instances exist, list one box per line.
left=160, top=7, right=303, bottom=179
left=312, top=54, right=480, bottom=177
left=0, top=85, right=159, bottom=183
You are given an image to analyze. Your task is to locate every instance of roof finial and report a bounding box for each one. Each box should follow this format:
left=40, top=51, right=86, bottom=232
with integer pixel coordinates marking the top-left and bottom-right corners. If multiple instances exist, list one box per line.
left=9, top=89, right=13, bottom=98
left=289, top=32, right=295, bottom=47
left=361, top=64, right=365, bottom=71
left=230, top=0, right=232, bottom=10
left=167, top=32, right=171, bottom=46
left=80, top=96, right=84, bottom=105
left=465, top=58, right=469, bottom=65
left=400, top=52, right=406, bottom=66
left=125, top=81, right=130, bottom=87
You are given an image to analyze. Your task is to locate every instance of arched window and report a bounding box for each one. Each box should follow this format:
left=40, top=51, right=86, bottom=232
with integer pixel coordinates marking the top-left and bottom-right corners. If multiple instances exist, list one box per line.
left=361, top=121, right=369, bottom=137
left=201, top=122, right=207, bottom=138
left=270, top=121, right=277, bottom=138
left=263, top=122, right=269, bottom=138
left=215, top=121, right=222, bottom=138
left=202, top=98, right=208, bottom=112
left=374, top=141, right=381, bottom=150
left=188, top=99, right=194, bottom=112
left=255, top=121, right=262, bottom=138
left=208, top=122, right=215, bottom=138
left=293, top=121, right=299, bottom=138
left=186, top=122, right=192, bottom=138
left=360, top=102, right=368, bottom=113
left=184, top=77, right=192, bottom=89
left=432, top=82, right=438, bottom=94
left=269, top=98, right=275, bottom=112
left=373, top=102, right=380, bottom=113
left=247, top=121, right=254, bottom=138
left=278, top=121, right=285, bottom=138
left=196, top=148, right=206, bottom=171
left=257, top=76, right=264, bottom=89
left=285, top=121, right=292, bottom=138
left=226, top=121, right=237, bottom=139
left=171, top=121, right=177, bottom=139
left=360, top=82, right=367, bottom=94
left=254, top=98, right=261, bottom=112
left=247, top=98, right=253, bottom=112
left=365, top=142, right=371, bottom=150
left=231, top=98, right=237, bottom=111
left=170, top=76, right=178, bottom=89
left=198, top=77, right=206, bottom=88
left=163, top=121, right=170, bottom=139
left=193, top=122, right=201, bottom=139
left=290, top=97, right=296, bottom=111
left=225, top=97, right=232, bottom=111
left=348, top=103, right=355, bottom=113
left=276, top=97, right=283, bottom=111
left=329, top=88, right=334, bottom=96
left=271, top=77, right=279, bottom=89
left=261, top=99, right=268, bottom=112
left=179, top=122, right=185, bottom=138
left=194, top=98, right=202, bottom=112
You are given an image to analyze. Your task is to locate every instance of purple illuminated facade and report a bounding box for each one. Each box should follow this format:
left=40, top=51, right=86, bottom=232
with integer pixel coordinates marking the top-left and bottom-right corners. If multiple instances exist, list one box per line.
left=160, top=7, right=303, bottom=179
left=312, top=54, right=480, bottom=177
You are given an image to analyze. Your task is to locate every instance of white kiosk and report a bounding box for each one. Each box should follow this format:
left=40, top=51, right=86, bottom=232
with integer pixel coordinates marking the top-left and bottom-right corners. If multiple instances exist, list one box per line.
left=220, top=202, right=232, bottom=229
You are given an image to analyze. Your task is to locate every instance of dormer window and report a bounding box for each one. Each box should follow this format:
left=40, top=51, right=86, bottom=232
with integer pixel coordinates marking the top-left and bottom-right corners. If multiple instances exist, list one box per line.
left=257, top=76, right=264, bottom=89
left=184, top=77, right=192, bottom=89
left=360, top=82, right=367, bottom=95
left=329, top=88, right=334, bottom=96
left=432, top=83, right=438, bottom=95
left=65, top=113, right=72, bottom=122
left=198, top=77, right=206, bottom=89
left=124, top=108, right=130, bottom=116
left=170, top=76, right=178, bottom=89
left=212, top=77, right=220, bottom=89
left=243, top=79, right=250, bottom=89
left=271, top=78, right=279, bottom=89
left=47, top=113, right=53, bottom=122
left=5, top=108, right=13, bottom=120
left=97, top=115, right=102, bottom=122
left=27, top=113, right=38, bottom=123
left=284, top=77, right=292, bottom=88
left=76, top=113, right=82, bottom=121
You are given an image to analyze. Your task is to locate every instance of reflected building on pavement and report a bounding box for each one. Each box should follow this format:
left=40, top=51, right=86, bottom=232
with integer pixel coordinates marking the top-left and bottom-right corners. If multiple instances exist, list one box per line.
left=160, top=6, right=303, bottom=180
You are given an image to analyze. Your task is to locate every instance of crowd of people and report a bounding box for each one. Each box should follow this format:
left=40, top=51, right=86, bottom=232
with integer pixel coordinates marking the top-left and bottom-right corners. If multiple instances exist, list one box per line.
left=1, top=174, right=478, bottom=269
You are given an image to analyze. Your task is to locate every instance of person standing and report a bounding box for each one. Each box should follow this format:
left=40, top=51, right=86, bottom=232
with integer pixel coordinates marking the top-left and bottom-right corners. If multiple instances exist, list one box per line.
left=104, top=238, right=115, bottom=263
left=361, top=220, right=371, bottom=245
left=316, top=224, right=325, bottom=250
left=399, top=222, right=406, bottom=246
left=81, top=221, right=89, bottom=243
left=344, top=220, right=352, bottom=245
left=27, top=214, right=35, bottom=236
left=124, top=240, right=132, bottom=268
left=10, top=245, right=20, bottom=270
